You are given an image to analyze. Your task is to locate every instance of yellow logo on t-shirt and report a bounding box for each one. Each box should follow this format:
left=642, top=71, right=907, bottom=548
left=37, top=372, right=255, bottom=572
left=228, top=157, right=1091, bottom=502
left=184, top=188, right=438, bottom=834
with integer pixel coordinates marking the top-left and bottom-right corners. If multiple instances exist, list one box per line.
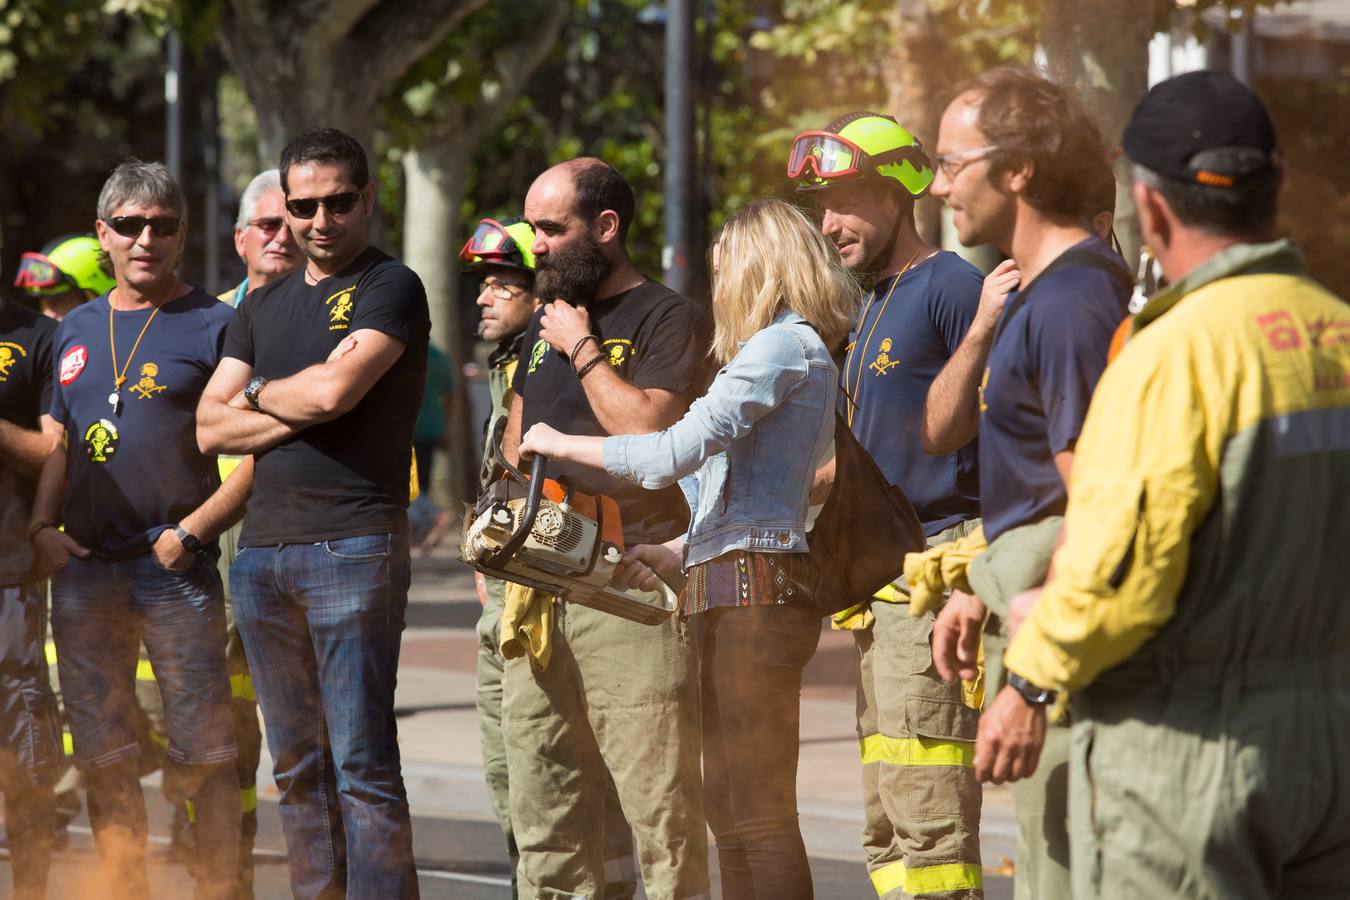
left=326, top=286, right=357, bottom=331
left=0, top=341, right=26, bottom=381
left=869, top=337, right=899, bottom=376
left=603, top=338, right=633, bottom=368
left=527, top=339, right=549, bottom=374
left=130, top=362, right=167, bottom=399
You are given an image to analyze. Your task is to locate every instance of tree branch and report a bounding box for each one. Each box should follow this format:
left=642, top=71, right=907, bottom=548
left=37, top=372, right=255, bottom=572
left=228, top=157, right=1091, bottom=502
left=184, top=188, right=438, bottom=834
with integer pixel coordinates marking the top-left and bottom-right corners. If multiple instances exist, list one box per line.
left=354, top=0, right=493, bottom=92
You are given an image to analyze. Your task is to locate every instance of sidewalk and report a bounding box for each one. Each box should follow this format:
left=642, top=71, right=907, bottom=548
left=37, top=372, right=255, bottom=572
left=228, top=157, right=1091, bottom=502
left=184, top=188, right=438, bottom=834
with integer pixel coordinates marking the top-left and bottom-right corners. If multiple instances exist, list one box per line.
left=254, top=544, right=1019, bottom=892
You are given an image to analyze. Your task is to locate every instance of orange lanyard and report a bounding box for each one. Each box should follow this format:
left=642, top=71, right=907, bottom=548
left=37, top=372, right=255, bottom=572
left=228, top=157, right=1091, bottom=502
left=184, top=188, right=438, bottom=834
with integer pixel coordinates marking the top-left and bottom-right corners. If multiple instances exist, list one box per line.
left=109, top=296, right=160, bottom=406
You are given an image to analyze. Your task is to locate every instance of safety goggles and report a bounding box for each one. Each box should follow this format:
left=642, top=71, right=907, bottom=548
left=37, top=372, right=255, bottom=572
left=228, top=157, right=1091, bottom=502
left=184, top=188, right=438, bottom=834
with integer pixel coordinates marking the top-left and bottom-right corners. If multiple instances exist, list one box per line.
left=459, top=218, right=519, bottom=263
left=14, top=252, right=77, bottom=294
left=104, top=215, right=182, bottom=239
left=284, top=190, right=361, bottom=220
left=787, top=131, right=928, bottom=181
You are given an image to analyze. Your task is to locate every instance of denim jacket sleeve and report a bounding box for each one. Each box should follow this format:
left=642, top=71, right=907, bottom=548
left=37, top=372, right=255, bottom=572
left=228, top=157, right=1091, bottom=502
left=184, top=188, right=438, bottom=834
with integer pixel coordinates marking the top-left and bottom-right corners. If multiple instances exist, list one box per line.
left=603, top=325, right=811, bottom=490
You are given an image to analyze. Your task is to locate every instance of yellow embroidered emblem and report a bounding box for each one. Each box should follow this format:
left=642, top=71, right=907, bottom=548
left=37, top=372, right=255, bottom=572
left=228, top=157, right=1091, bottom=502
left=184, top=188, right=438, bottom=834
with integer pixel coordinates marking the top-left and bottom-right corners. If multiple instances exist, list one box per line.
left=326, top=286, right=357, bottom=331
left=868, top=337, right=899, bottom=375
left=84, top=419, right=119, bottom=463
left=130, top=362, right=167, bottom=399
left=0, top=342, right=25, bottom=380
left=602, top=338, right=633, bottom=367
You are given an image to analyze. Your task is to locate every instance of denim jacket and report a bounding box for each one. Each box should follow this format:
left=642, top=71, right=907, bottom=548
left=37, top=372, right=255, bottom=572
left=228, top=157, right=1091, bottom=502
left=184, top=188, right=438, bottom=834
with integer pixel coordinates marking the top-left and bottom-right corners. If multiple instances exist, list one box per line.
left=603, top=310, right=837, bottom=568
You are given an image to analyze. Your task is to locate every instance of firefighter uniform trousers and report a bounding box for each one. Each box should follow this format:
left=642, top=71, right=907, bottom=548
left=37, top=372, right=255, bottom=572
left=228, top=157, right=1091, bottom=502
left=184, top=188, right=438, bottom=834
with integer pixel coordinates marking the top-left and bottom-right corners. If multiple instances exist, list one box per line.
left=966, top=515, right=1067, bottom=900
left=501, top=598, right=708, bottom=900
left=857, top=519, right=984, bottom=900
left=478, top=576, right=640, bottom=898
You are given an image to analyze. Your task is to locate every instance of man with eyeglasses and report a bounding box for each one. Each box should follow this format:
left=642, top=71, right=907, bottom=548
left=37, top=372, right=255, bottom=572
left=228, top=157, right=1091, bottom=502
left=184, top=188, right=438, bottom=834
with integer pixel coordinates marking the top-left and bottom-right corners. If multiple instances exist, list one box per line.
left=924, top=67, right=1132, bottom=900
left=196, top=127, right=430, bottom=899
left=28, top=159, right=247, bottom=900
left=220, top=169, right=300, bottom=308
left=789, top=112, right=987, bottom=900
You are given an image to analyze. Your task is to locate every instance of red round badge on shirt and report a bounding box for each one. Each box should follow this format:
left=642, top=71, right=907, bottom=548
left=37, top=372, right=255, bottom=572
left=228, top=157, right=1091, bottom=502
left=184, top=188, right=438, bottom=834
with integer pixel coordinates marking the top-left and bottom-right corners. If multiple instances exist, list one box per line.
left=60, top=345, right=88, bottom=385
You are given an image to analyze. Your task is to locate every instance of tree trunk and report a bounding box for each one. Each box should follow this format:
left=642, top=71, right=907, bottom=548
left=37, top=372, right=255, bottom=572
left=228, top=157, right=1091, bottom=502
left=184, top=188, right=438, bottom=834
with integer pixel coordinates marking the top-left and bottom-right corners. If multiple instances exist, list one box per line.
left=887, top=0, right=950, bottom=245
left=1041, top=0, right=1154, bottom=270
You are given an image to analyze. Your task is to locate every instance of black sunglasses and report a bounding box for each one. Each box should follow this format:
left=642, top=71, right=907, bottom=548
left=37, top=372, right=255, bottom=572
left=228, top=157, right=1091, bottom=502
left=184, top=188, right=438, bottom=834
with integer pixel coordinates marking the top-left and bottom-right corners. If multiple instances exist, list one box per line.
left=284, top=191, right=361, bottom=220
left=105, top=215, right=182, bottom=238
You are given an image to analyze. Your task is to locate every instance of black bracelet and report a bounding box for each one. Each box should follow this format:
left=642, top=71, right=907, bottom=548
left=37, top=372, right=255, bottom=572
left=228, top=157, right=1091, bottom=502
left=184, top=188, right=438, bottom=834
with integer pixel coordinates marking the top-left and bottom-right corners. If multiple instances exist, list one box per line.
left=570, top=334, right=601, bottom=368
left=576, top=354, right=607, bottom=381
left=27, top=520, right=59, bottom=542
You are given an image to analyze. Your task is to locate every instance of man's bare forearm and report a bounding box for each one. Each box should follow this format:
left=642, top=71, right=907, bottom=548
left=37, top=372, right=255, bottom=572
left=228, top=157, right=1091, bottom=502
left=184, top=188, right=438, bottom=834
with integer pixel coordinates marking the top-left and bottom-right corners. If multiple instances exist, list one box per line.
left=0, top=418, right=59, bottom=476
left=922, top=322, right=996, bottom=455
left=571, top=343, right=685, bottom=434
left=180, top=456, right=254, bottom=542
left=197, top=396, right=297, bottom=455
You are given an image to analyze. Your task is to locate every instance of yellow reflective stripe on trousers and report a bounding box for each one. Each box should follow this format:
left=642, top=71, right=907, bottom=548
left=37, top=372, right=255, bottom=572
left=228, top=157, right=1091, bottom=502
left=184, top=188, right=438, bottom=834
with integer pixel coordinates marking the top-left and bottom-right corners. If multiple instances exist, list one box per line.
left=871, top=860, right=983, bottom=897
left=63, top=730, right=74, bottom=756
left=230, top=673, right=256, bottom=702
left=45, top=640, right=57, bottom=665
left=859, top=733, right=974, bottom=767
left=136, top=659, right=156, bottom=682
left=241, top=785, right=258, bottom=813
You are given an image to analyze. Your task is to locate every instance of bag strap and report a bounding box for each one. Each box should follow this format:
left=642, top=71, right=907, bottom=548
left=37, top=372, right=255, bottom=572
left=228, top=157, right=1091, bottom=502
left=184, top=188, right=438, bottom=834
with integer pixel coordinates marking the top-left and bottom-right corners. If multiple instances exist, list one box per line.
left=992, top=248, right=1133, bottom=349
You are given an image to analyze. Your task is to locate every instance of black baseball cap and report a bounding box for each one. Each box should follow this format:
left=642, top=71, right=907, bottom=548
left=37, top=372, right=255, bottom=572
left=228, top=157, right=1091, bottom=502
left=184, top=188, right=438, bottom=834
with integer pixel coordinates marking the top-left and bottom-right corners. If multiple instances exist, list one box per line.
left=1122, top=70, right=1278, bottom=187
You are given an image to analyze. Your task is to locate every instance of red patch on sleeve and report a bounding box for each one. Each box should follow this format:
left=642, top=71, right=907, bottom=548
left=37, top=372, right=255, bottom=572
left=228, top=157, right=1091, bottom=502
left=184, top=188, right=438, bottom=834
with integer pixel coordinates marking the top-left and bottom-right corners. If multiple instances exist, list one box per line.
left=60, top=345, right=88, bottom=385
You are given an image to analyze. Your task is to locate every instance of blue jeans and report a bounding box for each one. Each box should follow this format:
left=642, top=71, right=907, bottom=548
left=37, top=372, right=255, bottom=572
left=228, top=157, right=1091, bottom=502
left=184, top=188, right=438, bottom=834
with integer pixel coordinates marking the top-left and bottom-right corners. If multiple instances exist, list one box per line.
left=50, top=552, right=239, bottom=900
left=231, top=533, right=417, bottom=900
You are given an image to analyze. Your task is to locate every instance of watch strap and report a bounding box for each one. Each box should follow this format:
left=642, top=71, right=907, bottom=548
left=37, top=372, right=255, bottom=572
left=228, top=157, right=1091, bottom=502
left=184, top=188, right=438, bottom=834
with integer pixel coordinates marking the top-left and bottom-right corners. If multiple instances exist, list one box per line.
left=174, top=525, right=205, bottom=555
left=1008, top=672, right=1058, bottom=706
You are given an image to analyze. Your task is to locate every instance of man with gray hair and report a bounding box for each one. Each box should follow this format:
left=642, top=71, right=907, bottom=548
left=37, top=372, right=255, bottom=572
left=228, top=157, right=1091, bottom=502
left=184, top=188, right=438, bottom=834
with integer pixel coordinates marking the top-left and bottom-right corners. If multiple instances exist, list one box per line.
left=28, top=159, right=250, bottom=900
left=220, top=169, right=300, bottom=307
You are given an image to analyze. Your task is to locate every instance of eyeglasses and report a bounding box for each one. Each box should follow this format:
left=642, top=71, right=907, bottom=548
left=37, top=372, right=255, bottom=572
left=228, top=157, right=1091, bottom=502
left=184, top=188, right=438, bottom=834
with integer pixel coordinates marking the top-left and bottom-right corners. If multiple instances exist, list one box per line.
left=933, top=146, right=999, bottom=179
left=14, top=252, right=77, bottom=294
left=248, top=217, right=285, bottom=235
left=480, top=277, right=530, bottom=301
left=284, top=191, right=361, bottom=220
left=104, top=216, right=182, bottom=239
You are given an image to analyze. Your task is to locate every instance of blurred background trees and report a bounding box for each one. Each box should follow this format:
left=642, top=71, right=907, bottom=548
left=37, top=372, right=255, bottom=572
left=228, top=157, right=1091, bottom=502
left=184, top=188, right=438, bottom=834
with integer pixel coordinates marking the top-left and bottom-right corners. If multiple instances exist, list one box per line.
left=2, top=0, right=1346, bottom=504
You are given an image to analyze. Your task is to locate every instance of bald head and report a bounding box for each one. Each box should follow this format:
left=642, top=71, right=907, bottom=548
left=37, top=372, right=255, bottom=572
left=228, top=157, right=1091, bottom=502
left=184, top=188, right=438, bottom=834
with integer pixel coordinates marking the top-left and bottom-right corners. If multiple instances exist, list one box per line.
left=532, top=157, right=635, bottom=244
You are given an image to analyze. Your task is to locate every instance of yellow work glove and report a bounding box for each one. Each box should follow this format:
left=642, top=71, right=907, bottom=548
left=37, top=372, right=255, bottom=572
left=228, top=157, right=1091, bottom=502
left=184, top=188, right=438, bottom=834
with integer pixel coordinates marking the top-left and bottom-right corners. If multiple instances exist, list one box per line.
left=902, top=525, right=988, bottom=617
left=500, top=582, right=555, bottom=671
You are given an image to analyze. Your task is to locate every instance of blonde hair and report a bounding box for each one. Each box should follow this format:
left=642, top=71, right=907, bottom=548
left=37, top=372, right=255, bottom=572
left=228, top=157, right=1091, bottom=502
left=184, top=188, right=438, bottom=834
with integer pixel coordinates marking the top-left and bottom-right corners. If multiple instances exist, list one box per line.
left=710, top=198, right=860, bottom=363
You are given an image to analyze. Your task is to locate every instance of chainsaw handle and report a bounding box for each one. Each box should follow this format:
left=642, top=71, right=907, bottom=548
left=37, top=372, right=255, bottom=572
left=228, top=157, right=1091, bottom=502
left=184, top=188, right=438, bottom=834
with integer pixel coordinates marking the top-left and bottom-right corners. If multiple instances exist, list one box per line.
left=487, top=451, right=547, bottom=569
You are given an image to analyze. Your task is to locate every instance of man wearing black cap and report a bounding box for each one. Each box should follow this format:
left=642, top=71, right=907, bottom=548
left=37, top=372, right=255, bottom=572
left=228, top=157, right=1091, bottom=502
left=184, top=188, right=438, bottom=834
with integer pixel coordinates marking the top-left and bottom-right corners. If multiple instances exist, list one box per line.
left=983, top=70, right=1350, bottom=898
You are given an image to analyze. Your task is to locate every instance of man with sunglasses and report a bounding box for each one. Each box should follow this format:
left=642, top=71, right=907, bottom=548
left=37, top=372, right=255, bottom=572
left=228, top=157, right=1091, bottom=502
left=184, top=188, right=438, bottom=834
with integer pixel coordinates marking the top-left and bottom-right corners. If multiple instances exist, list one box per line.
left=0, top=215, right=63, bottom=900
left=924, top=67, right=1132, bottom=900
left=790, top=112, right=987, bottom=900
left=13, top=234, right=116, bottom=321
left=196, top=127, right=429, bottom=899
left=28, top=159, right=247, bottom=899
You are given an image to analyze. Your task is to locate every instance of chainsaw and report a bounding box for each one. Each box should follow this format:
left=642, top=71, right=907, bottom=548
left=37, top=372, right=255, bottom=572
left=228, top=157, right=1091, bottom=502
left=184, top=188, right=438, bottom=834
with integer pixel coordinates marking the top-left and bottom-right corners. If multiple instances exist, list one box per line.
left=460, top=423, right=678, bottom=625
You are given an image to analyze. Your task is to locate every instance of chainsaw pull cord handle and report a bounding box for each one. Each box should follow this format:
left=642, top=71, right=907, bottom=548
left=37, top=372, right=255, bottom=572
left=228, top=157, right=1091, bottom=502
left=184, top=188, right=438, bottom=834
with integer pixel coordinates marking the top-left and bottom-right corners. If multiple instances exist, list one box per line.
left=487, top=451, right=547, bottom=569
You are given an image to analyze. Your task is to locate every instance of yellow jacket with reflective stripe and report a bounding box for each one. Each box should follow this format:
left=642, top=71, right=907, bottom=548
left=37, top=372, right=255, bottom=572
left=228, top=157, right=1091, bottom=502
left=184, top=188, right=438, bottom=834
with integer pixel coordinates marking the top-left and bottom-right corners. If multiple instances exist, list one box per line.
left=1006, top=240, right=1350, bottom=693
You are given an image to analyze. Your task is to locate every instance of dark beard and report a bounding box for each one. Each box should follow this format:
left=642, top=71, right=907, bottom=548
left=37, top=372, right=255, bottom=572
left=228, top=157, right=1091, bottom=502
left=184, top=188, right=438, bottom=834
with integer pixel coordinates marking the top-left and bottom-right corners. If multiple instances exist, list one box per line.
left=535, top=233, right=612, bottom=304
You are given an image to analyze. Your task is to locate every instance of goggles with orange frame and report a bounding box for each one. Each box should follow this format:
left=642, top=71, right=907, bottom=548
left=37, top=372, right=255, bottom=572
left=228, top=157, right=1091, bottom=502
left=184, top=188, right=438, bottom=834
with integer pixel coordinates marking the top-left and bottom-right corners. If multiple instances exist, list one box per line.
left=14, top=252, right=78, bottom=296
left=459, top=218, right=519, bottom=264
left=787, top=131, right=928, bottom=183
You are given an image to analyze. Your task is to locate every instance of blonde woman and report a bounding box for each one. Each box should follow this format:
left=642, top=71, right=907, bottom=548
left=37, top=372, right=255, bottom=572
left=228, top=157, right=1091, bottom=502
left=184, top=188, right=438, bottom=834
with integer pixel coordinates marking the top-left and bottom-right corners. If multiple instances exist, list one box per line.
left=520, top=198, right=858, bottom=898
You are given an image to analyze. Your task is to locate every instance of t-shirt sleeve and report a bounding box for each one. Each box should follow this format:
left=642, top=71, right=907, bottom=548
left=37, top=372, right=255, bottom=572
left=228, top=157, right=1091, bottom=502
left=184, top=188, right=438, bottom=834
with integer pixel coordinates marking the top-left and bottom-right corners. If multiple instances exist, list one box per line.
left=510, top=312, right=545, bottom=399
left=929, top=261, right=984, bottom=356
left=350, top=263, right=430, bottom=345
left=34, top=321, right=55, bottom=417
left=205, top=301, right=235, bottom=363
left=222, top=296, right=255, bottom=365
left=1030, top=273, right=1119, bottom=454
left=629, top=297, right=712, bottom=395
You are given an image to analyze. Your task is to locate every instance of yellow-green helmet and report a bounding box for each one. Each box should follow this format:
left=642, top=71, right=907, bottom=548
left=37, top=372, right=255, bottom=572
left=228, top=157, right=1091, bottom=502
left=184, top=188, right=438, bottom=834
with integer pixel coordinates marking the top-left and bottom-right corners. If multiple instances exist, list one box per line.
left=789, top=111, right=934, bottom=198
left=459, top=216, right=537, bottom=274
left=14, top=234, right=115, bottom=297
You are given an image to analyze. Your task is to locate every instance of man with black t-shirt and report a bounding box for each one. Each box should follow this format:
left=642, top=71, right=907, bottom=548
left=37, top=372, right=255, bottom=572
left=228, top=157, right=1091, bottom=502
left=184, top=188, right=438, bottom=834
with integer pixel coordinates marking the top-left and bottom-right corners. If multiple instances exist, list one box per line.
left=926, top=68, right=1132, bottom=900
left=29, top=160, right=246, bottom=900
left=197, top=127, right=429, bottom=900
left=499, top=158, right=711, bottom=900
left=0, top=216, right=63, bottom=900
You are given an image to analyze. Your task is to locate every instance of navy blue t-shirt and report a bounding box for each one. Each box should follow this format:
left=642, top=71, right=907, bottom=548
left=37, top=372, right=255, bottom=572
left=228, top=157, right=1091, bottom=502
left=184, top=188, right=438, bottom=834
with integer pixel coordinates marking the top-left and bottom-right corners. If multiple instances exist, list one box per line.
left=978, top=236, right=1130, bottom=542
left=842, top=251, right=983, bottom=537
left=49, top=288, right=234, bottom=556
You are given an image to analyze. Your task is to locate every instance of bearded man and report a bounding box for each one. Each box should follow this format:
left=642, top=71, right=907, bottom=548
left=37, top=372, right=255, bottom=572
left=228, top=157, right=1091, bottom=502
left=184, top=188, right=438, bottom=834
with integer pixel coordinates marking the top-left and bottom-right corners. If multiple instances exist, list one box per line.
left=497, top=158, right=713, bottom=900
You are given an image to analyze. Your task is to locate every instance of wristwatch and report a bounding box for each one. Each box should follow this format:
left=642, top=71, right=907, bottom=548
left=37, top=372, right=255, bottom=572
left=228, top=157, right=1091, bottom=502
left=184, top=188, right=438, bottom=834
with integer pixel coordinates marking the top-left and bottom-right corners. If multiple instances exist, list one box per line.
left=173, top=525, right=206, bottom=555
left=1008, top=672, right=1059, bottom=707
left=244, top=376, right=269, bottom=411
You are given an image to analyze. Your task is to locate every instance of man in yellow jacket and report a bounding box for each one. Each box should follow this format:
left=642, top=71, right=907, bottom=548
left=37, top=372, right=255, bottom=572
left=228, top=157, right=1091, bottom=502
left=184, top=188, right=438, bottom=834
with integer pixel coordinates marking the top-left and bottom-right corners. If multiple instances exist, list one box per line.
left=980, top=71, right=1350, bottom=898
